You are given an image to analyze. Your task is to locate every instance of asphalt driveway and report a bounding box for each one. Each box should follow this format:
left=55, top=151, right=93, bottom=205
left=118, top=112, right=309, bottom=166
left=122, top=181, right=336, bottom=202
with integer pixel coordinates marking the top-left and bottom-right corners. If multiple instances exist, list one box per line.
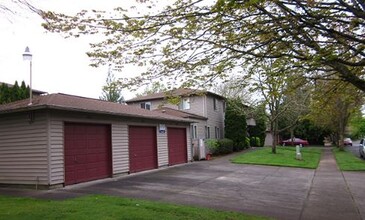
left=1, top=148, right=365, bottom=220
left=67, top=158, right=314, bottom=219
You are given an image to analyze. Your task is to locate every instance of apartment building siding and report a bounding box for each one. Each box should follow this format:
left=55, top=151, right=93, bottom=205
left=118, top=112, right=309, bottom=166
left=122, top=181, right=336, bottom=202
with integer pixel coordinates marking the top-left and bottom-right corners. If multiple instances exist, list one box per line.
left=205, top=96, right=225, bottom=139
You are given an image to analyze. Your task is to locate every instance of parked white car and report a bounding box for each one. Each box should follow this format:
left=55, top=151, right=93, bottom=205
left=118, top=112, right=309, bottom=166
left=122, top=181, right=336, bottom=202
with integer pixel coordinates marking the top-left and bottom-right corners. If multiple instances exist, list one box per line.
left=359, top=139, right=365, bottom=158
left=344, top=138, right=353, bottom=146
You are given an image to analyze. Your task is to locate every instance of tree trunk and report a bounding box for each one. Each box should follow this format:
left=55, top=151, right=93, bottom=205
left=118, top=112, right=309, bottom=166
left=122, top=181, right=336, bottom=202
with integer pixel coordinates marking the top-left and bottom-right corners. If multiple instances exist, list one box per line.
left=272, top=133, right=277, bottom=154
left=290, top=128, right=294, bottom=146
left=271, top=119, right=279, bottom=154
left=336, top=97, right=349, bottom=151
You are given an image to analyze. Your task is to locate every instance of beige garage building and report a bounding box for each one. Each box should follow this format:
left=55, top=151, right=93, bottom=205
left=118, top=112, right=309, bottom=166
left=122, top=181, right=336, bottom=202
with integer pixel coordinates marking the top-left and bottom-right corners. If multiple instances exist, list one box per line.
left=0, top=93, right=192, bottom=188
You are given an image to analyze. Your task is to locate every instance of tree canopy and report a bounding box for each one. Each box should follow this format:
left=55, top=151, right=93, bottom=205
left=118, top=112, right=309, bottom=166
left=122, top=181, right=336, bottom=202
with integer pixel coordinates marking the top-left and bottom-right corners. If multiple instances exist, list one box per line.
left=1, top=0, right=39, bottom=21
left=100, top=66, right=125, bottom=103
left=41, top=0, right=365, bottom=92
left=224, top=98, right=247, bottom=150
left=38, top=0, right=365, bottom=151
left=0, top=81, right=30, bottom=104
left=307, top=79, right=363, bottom=149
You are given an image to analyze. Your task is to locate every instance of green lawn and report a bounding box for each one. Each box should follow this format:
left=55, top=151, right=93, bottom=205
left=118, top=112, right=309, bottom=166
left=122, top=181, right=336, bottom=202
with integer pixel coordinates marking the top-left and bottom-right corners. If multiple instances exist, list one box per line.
left=333, top=148, right=365, bottom=171
left=0, top=195, right=270, bottom=220
left=231, top=147, right=322, bottom=169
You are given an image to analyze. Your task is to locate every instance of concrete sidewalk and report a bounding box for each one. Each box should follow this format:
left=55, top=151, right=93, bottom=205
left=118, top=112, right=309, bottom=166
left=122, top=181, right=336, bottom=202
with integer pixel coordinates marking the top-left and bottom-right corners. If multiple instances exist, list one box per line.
left=300, top=148, right=362, bottom=220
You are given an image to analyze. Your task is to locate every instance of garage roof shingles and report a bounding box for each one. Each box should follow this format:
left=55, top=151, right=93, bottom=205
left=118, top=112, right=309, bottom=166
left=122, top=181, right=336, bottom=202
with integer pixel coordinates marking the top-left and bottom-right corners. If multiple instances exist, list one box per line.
left=0, top=93, right=193, bottom=123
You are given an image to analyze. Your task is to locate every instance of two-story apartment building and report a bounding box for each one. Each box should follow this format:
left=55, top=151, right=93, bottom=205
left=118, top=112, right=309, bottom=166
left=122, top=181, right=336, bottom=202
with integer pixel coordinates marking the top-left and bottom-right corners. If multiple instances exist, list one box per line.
left=126, top=88, right=226, bottom=141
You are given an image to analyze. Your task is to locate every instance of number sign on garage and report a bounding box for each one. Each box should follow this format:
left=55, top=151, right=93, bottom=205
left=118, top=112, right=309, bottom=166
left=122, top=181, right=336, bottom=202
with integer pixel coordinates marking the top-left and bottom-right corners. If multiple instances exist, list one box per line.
left=129, top=126, right=158, bottom=173
left=64, top=123, right=112, bottom=185
left=167, top=127, right=187, bottom=165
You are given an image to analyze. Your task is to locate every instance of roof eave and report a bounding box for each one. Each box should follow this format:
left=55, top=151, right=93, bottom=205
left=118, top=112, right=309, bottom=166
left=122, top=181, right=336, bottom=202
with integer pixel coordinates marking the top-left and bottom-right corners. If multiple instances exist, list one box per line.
left=0, top=104, right=194, bottom=123
left=126, top=97, right=164, bottom=103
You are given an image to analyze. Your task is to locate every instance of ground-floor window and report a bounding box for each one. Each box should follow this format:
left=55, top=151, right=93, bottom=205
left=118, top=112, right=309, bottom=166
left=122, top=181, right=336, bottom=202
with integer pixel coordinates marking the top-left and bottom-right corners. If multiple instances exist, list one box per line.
left=205, top=126, right=210, bottom=139
left=191, top=124, right=197, bottom=139
left=215, top=127, right=220, bottom=139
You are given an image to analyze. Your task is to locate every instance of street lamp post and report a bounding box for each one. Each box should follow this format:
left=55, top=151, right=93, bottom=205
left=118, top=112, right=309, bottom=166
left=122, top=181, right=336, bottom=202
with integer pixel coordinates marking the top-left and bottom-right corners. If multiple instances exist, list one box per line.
left=22, top=47, right=33, bottom=105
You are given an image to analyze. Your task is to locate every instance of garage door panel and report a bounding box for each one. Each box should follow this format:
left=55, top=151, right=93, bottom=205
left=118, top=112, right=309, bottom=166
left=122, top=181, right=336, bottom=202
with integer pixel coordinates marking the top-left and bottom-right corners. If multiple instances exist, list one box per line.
left=168, top=128, right=187, bottom=166
left=129, top=126, right=157, bottom=173
left=64, top=123, right=112, bottom=185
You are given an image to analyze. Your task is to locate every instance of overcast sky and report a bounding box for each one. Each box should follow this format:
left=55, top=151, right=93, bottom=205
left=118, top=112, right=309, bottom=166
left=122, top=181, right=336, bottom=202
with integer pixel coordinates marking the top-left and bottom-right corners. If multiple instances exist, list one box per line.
left=0, top=0, right=163, bottom=100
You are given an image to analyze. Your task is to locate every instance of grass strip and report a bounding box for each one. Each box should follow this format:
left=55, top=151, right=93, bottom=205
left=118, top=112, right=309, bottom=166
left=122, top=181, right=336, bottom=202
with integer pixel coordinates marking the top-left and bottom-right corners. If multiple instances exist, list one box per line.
left=231, top=147, right=322, bottom=169
left=333, top=148, right=365, bottom=171
left=0, top=194, right=271, bottom=220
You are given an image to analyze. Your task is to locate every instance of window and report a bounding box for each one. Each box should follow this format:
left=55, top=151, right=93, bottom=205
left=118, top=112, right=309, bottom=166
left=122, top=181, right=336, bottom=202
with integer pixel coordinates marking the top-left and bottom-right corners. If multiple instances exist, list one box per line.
left=215, top=127, right=220, bottom=139
left=213, top=98, right=217, bottom=110
left=205, top=126, right=210, bottom=139
left=140, top=102, right=151, bottom=110
left=191, top=124, right=197, bottom=139
left=223, top=101, right=226, bottom=112
left=179, top=98, right=190, bottom=110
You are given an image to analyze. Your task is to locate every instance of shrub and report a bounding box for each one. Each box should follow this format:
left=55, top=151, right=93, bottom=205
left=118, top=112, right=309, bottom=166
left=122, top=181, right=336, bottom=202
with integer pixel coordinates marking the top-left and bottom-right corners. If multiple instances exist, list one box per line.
left=206, top=138, right=235, bottom=156
left=255, top=137, right=262, bottom=147
left=205, top=139, right=219, bottom=154
left=250, top=136, right=262, bottom=147
left=216, top=138, right=234, bottom=155
left=245, top=137, right=250, bottom=147
left=234, top=141, right=246, bottom=151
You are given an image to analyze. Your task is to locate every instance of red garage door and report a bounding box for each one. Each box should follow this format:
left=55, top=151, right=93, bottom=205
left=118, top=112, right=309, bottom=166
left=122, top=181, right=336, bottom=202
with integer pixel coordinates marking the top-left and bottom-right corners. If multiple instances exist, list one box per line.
left=129, top=126, right=157, bottom=173
left=168, top=127, right=187, bottom=165
left=64, top=123, right=112, bottom=185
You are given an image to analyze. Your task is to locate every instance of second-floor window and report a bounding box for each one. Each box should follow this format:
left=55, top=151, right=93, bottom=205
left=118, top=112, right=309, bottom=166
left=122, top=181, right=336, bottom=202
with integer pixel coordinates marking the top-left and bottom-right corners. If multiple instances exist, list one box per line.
left=140, top=102, right=151, bottom=110
left=179, top=98, right=190, bottom=110
left=213, top=98, right=217, bottom=111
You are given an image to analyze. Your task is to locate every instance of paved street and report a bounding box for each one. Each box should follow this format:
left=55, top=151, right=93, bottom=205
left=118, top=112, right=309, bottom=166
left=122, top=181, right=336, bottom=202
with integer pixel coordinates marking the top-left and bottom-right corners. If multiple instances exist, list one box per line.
left=1, top=148, right=365, bottom=220
left=347, top=140, right=361, bottom=158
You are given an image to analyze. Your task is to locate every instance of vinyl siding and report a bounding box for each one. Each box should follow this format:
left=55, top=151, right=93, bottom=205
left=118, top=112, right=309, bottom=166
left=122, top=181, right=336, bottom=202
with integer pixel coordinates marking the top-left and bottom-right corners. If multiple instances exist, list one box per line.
left=128, top=95, right=225, bottom=140
left=186, top=126, right=192, bottom=161
left=112, top=123, right=129, bottom=174
left=205, top=96, right=225, bottom=139
left=196, top=121, right=207, bottom=140
left=49, top=118, right=64, bottom=184
left=128, top=99, right=175, bottom=110
left=0, top=112, right=48, bottom=185
left=128, top=96, right=206, bottom=115
left=157, top=128, right=168, bottom=167
left=184, top=95, right=206, bottom=116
